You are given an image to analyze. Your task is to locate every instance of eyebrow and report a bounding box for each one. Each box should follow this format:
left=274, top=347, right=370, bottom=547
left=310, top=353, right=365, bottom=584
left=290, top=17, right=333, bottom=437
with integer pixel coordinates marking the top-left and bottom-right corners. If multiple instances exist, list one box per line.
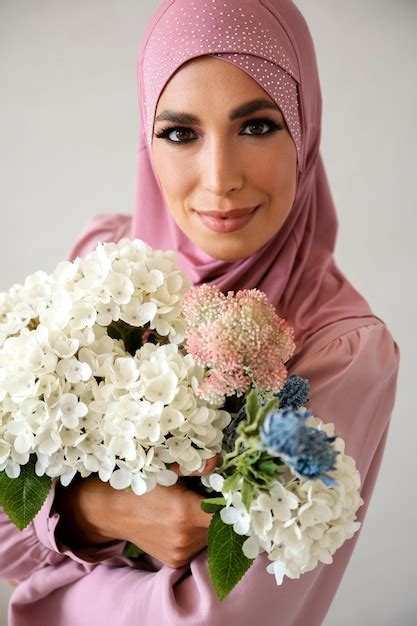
left=154, top=98, right=282, bottom=124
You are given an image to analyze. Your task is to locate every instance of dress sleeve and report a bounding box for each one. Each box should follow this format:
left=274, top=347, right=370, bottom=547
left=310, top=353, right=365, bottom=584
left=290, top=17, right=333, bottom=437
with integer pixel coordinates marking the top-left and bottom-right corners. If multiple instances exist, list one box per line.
left=4, top=321, right=400, bottom=626
left=0, top=482, right=125, bottom=582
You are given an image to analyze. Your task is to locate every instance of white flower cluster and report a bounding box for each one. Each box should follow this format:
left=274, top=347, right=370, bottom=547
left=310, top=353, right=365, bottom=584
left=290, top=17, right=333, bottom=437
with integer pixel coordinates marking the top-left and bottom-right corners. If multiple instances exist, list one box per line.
left=204, top=415, right=364, bottom=586
left=0, top=238, right=230, bottom=493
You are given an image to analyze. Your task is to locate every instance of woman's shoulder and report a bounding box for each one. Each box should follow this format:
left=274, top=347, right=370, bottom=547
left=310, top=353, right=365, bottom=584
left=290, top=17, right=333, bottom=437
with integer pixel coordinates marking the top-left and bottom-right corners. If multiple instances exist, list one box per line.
left=294, top=316, right=399, bottom=366
left=288, top=315, right=400, bottom=390
left=287, top=317, right=400, bottom=474
left=66, top=212, right=132, bottom=261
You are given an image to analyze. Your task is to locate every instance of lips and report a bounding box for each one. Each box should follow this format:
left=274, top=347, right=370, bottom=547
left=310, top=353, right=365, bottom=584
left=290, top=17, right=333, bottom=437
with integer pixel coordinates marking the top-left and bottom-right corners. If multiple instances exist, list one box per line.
left=196, top=206, right=258, bottom=219
left=195, top=205, right=260, bottom=234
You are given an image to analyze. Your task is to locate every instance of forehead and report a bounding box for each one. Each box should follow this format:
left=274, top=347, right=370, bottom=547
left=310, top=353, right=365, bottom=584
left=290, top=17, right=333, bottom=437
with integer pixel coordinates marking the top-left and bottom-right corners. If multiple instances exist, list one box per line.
left=155, top=56, right=275, bottom=110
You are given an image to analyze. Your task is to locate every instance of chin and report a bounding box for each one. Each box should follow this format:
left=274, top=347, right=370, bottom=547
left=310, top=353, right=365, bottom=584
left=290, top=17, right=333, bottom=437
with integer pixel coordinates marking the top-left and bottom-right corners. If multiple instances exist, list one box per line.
left=201, top=243, right=255, bottom=262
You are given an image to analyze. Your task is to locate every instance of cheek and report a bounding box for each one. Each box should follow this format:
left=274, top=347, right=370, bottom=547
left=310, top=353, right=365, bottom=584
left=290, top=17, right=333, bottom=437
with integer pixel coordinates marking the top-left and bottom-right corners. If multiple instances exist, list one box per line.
left=258, top=160, right=296, bottom=203
left=268, top=152, right=297, bottom=203
left=152, top=149, right=193, bottom=206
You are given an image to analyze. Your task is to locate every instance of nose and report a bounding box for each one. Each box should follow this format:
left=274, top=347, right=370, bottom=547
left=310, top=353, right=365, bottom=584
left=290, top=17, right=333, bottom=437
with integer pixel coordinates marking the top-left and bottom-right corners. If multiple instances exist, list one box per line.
left=200, top=135, right=244, bottom=197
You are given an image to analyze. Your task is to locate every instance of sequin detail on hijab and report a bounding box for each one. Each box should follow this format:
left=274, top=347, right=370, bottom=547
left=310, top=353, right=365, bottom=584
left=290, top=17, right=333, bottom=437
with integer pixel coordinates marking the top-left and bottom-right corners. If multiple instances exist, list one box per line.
left=142, top=0, right=302, bottom=163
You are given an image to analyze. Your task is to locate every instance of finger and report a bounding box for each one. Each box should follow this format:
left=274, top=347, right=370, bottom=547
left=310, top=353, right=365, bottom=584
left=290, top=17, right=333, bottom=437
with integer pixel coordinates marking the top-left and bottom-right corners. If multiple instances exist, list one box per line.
left=186, top=491, right=216, bottom=529
left=167, top=462, right=204, bottom=477
left=168, top=454, right=221, bottom=478
left=183, top=533, right=210, bottom=558
left=168, top=462, right=204, bottom=477
left=199, top=453, right=222, bottom=475
left=168, top=463, right=183, bottom=476
left=168, top=539, right=208, bottom=568
left=186, top=453, right=222, bottom=476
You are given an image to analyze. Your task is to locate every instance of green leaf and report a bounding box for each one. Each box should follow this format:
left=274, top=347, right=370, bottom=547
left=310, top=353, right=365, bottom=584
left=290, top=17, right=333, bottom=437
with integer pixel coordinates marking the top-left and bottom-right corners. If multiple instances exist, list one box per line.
left=208, top=511, right=254, bottom=600
left=244, top=388, right=259, bottom=423
left=245, top=450, right=261, bottom=465
left=256, top=396, right=279, bottom=426
left=122, top=542, right=145, bottom=558
left=200, top=497, right=226, bottom=513
left=222, top=472, right=242, bottom=493
left=0, top=456, right=52, bottom=530
left=258, top=459, right=279, bottom=474
left=246, top=464, right=265, bottom=481
left=241, top=479, right=255, bottom=512
left=246, top=396, right=279, bottom=434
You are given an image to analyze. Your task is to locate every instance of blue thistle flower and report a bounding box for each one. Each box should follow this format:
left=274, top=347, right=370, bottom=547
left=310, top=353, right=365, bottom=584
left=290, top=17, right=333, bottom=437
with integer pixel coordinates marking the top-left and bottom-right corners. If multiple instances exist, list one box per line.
left=274, top=374, right=310, bottom=409
left=259, top=407, right=339, bottom=487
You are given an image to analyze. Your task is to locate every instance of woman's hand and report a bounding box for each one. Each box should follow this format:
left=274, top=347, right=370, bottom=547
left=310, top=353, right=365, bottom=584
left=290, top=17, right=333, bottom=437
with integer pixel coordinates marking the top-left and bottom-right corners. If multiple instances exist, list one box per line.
left=54, top=455, right=221, bottom=569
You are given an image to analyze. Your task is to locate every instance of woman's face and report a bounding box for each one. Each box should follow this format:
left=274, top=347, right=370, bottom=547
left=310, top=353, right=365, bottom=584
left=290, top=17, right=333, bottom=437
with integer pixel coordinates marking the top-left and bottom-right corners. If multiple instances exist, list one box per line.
left=151, top=56, right=297, bottom=262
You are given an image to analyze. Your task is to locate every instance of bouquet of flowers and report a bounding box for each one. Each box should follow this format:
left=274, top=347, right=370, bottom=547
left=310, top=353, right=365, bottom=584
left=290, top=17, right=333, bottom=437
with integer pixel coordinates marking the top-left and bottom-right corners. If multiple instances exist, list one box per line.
left=181, top=286, right=364, bottom=598
left=0, top=239, right=364, bottom=601
left=0, top=239, right=230, bottom=527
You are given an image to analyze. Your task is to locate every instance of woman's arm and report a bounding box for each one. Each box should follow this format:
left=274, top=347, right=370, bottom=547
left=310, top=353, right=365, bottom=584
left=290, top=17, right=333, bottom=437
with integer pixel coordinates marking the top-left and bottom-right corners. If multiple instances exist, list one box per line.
left=4, top=322, right=399, bottom=626
left=0, top=455, right=220, bottom=584
left=0, top=480, right=126, bottom=583
left=52, top=456, right=221, bottom=569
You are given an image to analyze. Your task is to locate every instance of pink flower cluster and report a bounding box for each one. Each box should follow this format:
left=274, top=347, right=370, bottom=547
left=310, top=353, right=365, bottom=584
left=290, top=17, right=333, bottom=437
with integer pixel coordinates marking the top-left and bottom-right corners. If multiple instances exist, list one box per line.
left=181, top=285, right=296, bottom=403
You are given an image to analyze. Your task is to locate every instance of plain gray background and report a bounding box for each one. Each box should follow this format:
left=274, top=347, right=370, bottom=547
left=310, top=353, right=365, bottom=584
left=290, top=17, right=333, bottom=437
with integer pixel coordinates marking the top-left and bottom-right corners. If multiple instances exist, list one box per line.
left=0, top=1, right=416, bottom=625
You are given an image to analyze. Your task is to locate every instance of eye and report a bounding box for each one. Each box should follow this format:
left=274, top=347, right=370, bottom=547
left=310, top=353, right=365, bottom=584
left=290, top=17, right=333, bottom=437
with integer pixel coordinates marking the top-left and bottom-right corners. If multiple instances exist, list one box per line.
left=154, top=126, right=196, bottom=143
left=153, top=116, right=282, bottom=144
left=240, top=117, right=281, bottom=136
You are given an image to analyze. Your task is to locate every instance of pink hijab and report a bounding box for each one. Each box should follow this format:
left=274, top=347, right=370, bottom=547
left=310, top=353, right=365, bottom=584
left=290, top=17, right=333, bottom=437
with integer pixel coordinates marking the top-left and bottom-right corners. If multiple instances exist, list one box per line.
left=131, top=0, right=374, bottom=358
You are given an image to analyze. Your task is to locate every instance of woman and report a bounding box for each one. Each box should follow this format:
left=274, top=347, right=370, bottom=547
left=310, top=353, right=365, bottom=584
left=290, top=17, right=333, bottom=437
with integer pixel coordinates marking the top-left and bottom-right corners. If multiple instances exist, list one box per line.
left=0, top=1, right=400, bottom=624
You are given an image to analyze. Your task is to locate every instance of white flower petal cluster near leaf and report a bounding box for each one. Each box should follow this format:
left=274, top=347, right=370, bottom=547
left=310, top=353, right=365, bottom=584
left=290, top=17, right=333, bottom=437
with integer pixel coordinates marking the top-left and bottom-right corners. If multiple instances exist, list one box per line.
left=0, top=239, right=230, bottom=492
left=211, top=415, right=364, bottom=586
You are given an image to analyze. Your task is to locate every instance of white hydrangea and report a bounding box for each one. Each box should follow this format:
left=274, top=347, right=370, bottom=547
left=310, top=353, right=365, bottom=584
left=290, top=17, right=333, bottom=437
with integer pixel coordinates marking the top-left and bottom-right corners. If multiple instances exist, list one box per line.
left=0, top=238, right=231, bottom=493
left=213, top=414, right=364, bottom=586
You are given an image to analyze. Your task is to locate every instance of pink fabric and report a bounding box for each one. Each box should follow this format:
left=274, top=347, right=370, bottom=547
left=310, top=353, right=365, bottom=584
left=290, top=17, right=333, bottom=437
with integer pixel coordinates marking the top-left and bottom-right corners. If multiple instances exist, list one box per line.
left=0, top=1, right=401, bottom=623
left=132, top=0, right=375, bottom=358
left=141, top=5, right=303, bottom=163
left=0, top=223, right=400, bottom=622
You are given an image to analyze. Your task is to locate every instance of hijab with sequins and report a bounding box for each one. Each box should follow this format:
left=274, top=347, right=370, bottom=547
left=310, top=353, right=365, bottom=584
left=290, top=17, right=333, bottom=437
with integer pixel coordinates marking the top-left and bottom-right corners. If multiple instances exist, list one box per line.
left=131, top=0, right=374, bottom=358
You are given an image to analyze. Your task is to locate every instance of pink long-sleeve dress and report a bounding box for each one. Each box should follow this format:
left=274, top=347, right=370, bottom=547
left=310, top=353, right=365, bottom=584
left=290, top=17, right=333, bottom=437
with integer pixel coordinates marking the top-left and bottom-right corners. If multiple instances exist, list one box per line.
left=0, top=214, right=400, bottom=626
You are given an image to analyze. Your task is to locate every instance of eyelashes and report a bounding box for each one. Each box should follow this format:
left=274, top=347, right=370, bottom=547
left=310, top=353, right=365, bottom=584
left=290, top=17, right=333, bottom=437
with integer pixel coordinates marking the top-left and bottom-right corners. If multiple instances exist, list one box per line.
left=154, top=117, right=283, bottom=144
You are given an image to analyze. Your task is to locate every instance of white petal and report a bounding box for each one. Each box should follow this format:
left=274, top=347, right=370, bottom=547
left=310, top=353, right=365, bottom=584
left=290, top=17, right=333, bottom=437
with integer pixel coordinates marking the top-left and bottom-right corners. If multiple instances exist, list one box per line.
left=131, top=474, right=148, bottom=495
left=5, top=460, right=20, bottom=478
left=14, top=433, right=32, bottom=454
left=235, top=516, right=250, bottom=535
left=136, top=302, right=158, bottom=325
left=125, top=439, right=138, bottom=462
left=75, top=402, right=88, bottom=418
left=266, top=560, right=286, bottom=586
left=209, top=473, right=225, bottom=492
left=98, top=457, right=116, bottom=482
left=220, top=506, right=240, bottom=525
left=144, top=371, right=178, bottom=404
left=0, top=441, right=11, bottom=464
left=242, top=535, right=260, bottom=559
left=317, top=550, right=332, bottom=565
left=35, top=459, right=47, bottom=477
left=109, top=469, right=132, bottom=490
left=84, top=455, right=100, bottom=472
left=155, top=470, right=178, bottom=487
left=38, top=437, right=60, bottom=455
left=60, top=469, right=77, bottom=487
left=160, top=408, right=184, bottom=433
left=61, top=414, right=79, bottom=429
